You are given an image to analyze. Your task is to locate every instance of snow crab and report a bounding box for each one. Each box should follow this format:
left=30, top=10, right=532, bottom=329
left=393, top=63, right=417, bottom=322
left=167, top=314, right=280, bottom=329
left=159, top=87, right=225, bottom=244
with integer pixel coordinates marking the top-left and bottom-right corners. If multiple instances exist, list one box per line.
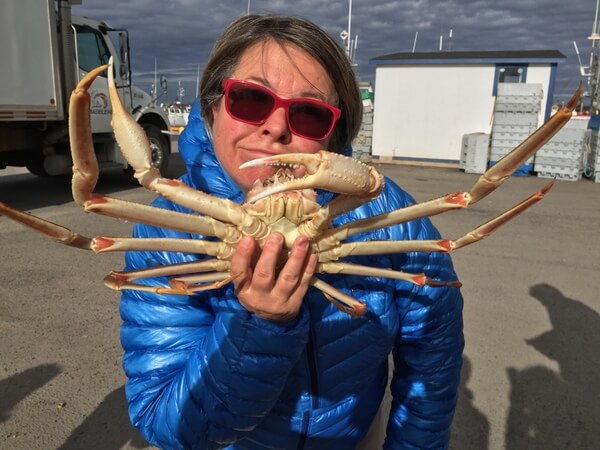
left=0, top=59, right=581, bottom=318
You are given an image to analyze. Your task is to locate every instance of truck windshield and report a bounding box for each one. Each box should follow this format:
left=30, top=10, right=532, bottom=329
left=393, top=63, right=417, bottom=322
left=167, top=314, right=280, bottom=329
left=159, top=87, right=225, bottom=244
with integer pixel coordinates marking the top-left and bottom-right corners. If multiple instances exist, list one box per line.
left=75, top=26, right=110, bottom=73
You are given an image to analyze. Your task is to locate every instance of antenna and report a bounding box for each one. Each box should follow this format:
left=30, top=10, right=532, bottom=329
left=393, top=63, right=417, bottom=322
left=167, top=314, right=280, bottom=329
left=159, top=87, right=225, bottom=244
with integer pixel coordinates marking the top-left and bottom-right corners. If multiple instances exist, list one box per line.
left=154, top=58, right=158, bottom=101
left=588, top=0, right=600, bottom=110
left=351, top=35, right=359, bottom=66
left=347, top=0, right=353, bottom=57
left=195, top=64, right=200, bottom=98
left=573, top=41, right=590, bottom=77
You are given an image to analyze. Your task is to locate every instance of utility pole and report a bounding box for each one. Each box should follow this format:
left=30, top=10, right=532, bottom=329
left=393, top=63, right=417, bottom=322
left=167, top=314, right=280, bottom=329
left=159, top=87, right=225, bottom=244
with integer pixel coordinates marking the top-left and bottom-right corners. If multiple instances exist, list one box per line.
left=347, top=0, right=352, bottom=57
left=590, top=0, right=600, bottom=111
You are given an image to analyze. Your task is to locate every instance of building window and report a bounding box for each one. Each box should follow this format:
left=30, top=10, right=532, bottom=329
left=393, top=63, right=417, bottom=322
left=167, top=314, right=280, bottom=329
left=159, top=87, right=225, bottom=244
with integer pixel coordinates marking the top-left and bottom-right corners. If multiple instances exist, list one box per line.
left=493, top=64, right=527, bottom=95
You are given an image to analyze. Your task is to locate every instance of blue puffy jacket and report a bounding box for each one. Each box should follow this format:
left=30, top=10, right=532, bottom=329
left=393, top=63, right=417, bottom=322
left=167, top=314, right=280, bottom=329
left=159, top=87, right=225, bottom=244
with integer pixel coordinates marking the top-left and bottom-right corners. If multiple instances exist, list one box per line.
left=120, top=100, right=464, bottom=450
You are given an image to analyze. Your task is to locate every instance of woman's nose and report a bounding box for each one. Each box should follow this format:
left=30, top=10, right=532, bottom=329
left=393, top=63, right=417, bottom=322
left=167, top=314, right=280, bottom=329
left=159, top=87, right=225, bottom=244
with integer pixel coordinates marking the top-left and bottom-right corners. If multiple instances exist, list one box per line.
left=260, top=107, right=292, bottom=143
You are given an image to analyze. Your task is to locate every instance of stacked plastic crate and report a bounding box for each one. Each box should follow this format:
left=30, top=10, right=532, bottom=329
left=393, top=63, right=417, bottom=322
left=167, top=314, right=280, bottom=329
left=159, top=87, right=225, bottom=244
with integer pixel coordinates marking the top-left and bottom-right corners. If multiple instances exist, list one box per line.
left=460, top=133, right=490, bottom=173
left=489, top=83, right=543, bottom=175
left=584, top=114, right=600, bottom=183
left=534, top=117, right=589, bottom=181
left=352, top=84, right=374, bottom=162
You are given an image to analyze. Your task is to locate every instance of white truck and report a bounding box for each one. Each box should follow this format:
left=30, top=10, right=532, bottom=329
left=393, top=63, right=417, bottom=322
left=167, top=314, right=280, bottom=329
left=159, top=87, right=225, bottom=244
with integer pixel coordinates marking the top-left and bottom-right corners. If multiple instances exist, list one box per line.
left=0, top=0, right=171, bottom=176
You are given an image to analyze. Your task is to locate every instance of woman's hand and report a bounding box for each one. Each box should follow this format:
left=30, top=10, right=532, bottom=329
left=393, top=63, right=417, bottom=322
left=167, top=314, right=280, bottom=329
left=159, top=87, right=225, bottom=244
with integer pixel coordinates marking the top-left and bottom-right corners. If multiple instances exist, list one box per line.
left=230, top=233, right=318, bottom=322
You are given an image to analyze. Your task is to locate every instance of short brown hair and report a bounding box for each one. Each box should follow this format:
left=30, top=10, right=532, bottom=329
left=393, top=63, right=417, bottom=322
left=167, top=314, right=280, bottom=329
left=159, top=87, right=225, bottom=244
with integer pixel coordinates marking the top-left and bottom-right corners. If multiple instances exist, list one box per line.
left=199, top=14, right=362, bottom=152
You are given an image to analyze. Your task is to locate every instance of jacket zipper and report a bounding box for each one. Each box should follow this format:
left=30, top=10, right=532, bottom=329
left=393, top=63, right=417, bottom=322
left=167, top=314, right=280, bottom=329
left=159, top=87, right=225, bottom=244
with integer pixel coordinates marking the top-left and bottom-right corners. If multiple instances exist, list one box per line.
left=297, top=324, right=319, bottom=450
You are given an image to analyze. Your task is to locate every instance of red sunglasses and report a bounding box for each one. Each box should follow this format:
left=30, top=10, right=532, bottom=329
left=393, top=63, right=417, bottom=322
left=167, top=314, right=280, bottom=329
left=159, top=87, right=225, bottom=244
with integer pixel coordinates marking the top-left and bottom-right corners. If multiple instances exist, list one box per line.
left=222, top=78, right=341, bottom=141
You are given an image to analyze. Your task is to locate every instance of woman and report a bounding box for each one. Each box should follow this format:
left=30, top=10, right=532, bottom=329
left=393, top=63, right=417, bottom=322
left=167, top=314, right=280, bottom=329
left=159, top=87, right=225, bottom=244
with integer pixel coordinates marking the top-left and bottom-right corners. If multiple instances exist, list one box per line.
left=121, top=14, right=464, bottom=449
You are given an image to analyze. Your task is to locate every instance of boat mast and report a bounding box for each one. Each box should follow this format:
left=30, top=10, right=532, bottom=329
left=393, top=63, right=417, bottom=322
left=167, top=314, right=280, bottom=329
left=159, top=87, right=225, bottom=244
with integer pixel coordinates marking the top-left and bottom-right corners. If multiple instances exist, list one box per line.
left=590, top=0, right=600, bottom=111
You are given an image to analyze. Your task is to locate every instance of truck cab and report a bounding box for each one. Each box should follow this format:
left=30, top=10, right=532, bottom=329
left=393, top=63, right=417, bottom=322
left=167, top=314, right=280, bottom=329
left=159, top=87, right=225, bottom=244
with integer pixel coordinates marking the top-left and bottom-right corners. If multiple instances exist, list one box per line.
left=70, top=15, right=171, bottom=174
left=0, top=0, right=171, bottom=177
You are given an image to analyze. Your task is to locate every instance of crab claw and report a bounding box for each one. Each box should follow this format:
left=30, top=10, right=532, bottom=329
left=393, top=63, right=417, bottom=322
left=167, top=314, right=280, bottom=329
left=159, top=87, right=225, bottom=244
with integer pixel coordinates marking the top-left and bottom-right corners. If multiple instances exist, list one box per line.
left=106, top=57, right=160, bottom=190
left=241, top=150, right=384, bottom=203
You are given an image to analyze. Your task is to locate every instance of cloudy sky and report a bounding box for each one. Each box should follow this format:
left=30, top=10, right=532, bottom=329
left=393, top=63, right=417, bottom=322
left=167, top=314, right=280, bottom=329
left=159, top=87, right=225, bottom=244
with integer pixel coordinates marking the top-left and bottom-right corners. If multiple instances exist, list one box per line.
left=75, top=0, right=593, bottom=105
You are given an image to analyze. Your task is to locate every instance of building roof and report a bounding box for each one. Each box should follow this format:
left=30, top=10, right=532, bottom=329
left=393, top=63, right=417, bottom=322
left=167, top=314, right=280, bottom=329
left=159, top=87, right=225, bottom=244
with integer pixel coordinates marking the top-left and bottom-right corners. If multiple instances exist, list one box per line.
left=370, top=49, right=566, bottom=66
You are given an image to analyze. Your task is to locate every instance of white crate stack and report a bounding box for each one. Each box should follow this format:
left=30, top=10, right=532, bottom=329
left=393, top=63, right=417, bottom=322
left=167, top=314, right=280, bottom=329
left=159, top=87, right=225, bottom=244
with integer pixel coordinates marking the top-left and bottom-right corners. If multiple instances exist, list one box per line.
left=490, top=83, right=544, bottom=175
left=535, top=117, right=589, bottom=181
left=352, top=84, right=374, bottom=162
left=585, top=115, right=600, bottom=183
left=460, top=133, right=490, bottom=173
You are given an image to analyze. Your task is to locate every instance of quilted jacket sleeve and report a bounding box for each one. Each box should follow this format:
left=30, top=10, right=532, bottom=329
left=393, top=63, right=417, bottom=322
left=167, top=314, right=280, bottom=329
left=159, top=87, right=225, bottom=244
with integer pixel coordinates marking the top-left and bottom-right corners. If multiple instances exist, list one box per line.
left=119, top=198, right=311, bottom=449
left=382, top=183, right=464, bottom=449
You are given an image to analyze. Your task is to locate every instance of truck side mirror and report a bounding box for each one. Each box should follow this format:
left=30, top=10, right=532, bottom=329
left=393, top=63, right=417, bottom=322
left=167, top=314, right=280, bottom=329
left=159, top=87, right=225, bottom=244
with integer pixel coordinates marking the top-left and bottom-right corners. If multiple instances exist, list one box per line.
left=118, top=32, right=127, bottom=61
left=119, top=63, right=129, bottom=80
left=118, top=31, right=130, bottom=81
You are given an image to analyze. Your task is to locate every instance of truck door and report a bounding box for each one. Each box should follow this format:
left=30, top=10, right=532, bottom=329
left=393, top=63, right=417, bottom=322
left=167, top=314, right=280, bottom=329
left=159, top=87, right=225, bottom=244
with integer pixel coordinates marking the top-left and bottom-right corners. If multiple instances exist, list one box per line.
left=73, top=25, right=131, bottom=134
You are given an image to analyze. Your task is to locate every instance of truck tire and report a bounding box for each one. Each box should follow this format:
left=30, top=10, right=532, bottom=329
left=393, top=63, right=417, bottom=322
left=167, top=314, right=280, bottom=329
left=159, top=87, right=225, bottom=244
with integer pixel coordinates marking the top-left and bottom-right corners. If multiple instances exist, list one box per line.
left=26, top=160, right=50, bottom=177
left=25, top=154, right=50, bottom=177
left=143, top=123, right=169, bottom=173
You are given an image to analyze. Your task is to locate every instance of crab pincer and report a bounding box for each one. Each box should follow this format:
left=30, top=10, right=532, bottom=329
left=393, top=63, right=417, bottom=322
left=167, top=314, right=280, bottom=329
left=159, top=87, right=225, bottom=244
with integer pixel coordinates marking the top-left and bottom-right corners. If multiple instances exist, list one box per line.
left=240, top=150, right=384, bottom=203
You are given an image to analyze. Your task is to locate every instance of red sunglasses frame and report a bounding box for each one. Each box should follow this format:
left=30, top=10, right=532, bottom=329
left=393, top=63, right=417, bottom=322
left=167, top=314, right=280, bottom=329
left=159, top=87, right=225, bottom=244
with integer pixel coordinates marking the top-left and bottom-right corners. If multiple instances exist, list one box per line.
left=222, top=78, right=341, bottom=141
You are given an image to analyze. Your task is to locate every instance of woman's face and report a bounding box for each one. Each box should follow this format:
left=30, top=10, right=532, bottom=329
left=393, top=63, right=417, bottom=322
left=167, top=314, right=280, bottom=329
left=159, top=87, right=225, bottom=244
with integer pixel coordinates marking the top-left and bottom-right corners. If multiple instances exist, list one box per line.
left=210, top=40, right=337, bottom=192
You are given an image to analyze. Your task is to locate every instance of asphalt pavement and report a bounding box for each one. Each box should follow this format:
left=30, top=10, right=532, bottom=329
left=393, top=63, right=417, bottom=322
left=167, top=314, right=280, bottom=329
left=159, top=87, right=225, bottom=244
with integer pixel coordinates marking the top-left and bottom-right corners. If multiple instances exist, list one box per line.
left=0, top=154, right=598, bottom=449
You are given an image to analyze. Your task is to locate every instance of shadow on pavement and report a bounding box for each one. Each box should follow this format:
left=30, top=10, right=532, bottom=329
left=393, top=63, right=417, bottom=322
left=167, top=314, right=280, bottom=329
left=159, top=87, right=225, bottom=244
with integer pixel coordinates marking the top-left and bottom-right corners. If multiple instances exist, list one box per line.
left=0, top=364, right=61, bottom=424
left=505, top=283, right=600, bottom=449
left=58, top=386, right=150, bottom=450
left=451, top=356, right=490, bottom=449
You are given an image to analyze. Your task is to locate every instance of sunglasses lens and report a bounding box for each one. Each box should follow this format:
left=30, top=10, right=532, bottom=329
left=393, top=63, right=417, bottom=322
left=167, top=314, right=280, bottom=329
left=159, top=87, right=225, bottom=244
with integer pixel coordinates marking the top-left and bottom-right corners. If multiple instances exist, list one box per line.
left=289, top=102, right=334, bottom=140
left=227, top=84, right=274, bottom=123
left=225, top=80, right=338, bottom=140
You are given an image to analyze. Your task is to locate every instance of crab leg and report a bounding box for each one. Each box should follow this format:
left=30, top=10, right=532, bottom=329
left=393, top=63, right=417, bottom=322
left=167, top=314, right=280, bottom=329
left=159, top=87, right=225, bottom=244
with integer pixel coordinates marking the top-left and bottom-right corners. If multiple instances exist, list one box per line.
left=453, top=179, right=554, bottom=249
left=152, top=179, right=267, bottom=239
left=83, top=195, right=241, bottom=244
left=169, top=272, right=238, bottom=292
left=103, top=276, right=216, bottom=295
left=92, top=236, right=234, bottom=259
left=314, top=173, right=555, bottom=253
left=316, top=179, right=554, bottom=260
left=0, top=199, right=237, bottom=258
left=468, top=83, right=581, bottom=204
left=0, top=202, right=92, bottom=250
left=313, top=192, right=470, bottom=252
left=319, top=262, right=428, bottom=285
left=106, top=259, right=230, bottom=282
left=310, top=277, right=367, bottom=318
left=317, top=240, right=453, bottom=261
left=69, top=64, right=108, bottom=205
left=109, top=266, right=367, bottom=319
left=104, top=58, right=161, bottom=189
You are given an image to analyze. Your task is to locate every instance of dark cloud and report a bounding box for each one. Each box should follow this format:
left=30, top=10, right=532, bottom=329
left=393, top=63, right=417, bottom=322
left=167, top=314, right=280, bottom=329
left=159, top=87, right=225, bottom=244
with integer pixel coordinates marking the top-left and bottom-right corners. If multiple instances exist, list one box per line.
left=75, top=0, right=591, bottom=104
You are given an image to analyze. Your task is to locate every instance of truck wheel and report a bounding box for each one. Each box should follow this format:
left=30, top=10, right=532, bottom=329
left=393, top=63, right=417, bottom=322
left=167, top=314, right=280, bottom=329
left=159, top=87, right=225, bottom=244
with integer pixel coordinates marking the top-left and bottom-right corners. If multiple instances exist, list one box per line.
left=25, top=156, right=50, bottom=177
left=143, top=123, right=169, bottom=173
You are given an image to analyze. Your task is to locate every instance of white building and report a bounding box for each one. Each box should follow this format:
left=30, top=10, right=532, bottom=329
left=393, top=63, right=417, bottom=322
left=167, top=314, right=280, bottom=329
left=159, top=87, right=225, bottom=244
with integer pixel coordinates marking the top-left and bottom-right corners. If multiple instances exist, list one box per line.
left=370, top=50, right=566, bottom=164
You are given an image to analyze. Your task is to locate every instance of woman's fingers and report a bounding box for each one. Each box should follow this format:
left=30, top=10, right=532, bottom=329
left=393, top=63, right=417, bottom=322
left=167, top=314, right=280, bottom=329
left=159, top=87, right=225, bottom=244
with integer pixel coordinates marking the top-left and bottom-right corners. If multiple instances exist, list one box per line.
left=230, top=235, right=256, bottom=291
left=273, top=236, right=312, bottom=293
left=231, top=233, right=316, bottom=322
left=251, top=233, right=284, bottom=289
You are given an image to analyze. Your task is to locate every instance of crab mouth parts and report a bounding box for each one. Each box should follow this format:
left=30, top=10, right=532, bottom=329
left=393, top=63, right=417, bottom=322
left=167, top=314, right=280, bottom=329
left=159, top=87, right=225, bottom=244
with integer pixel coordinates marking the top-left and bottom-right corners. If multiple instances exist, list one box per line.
left=262, top=167, right=301, bottom=186
left=243, top=157, right=314, bottom=203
